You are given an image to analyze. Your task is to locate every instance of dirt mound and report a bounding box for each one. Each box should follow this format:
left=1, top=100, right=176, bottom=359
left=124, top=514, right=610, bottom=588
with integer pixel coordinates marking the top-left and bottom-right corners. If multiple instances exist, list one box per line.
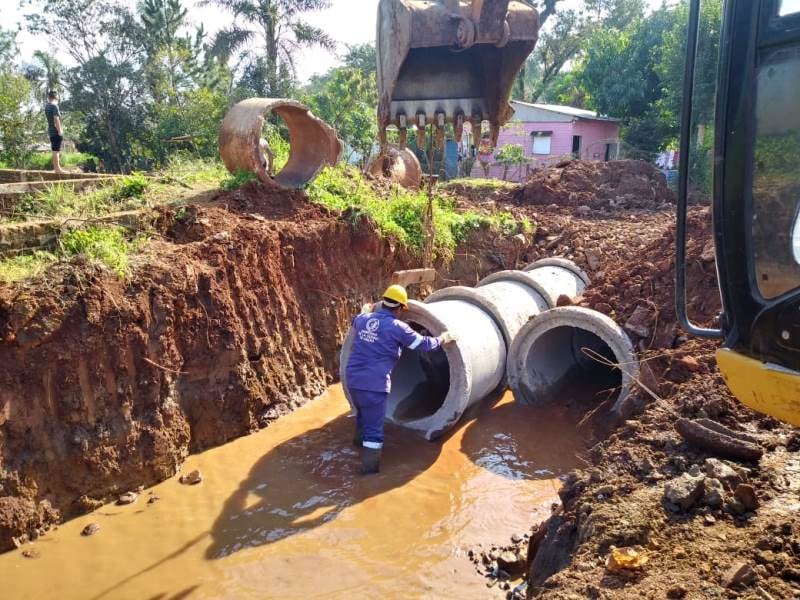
left=0, top=183, right=528, bottom=552
left=578, top=206, right=720, bottom=352
left=513, top=160, right=673, bottom=210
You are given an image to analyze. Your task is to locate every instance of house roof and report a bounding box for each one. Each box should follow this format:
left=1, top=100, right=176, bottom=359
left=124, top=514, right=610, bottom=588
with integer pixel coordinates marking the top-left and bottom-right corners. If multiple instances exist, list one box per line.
left=510, top=100, right=621, bottom=122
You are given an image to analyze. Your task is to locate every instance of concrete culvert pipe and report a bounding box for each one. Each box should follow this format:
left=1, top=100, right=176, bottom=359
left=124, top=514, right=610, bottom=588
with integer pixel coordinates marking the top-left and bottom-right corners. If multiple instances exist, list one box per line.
left=219, top=98, right=342, bottom=188
left=366, top=145, right=422, bottom=189
left=340, top=299, right=505, bottom=440
left=507, top=306, right=639, bottom=415
left=479, top=258, right=590, bottom=309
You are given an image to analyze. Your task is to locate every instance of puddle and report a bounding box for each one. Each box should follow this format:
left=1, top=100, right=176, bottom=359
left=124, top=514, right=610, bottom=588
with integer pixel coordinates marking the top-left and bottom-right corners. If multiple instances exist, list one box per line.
left=0, top=385, right=587, bottom=599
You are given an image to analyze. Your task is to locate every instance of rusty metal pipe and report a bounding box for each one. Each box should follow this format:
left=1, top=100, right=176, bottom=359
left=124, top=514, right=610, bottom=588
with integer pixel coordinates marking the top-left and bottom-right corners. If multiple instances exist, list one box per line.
left=219, top=98, right=342, bottom=189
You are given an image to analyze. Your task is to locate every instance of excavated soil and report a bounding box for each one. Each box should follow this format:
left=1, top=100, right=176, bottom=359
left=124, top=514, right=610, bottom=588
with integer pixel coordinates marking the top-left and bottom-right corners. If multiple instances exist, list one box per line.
left=0, top=181, right=526, bottom=552
left=512, top=160, right=674, bottom=210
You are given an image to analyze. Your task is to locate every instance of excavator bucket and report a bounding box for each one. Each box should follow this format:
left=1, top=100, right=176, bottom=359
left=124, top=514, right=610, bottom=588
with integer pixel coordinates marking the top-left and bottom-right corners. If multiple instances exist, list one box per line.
left=377, top=0, right=539, bottom=148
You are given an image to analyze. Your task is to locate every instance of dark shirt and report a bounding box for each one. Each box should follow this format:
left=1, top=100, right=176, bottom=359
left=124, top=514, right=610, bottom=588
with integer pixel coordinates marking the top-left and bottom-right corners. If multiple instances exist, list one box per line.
left=45, top=103, right=61, bottom=138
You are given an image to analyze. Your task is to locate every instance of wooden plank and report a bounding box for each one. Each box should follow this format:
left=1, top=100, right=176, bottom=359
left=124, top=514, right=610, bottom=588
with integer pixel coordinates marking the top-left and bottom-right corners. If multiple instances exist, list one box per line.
left=391, top=268, right=437, bottom=286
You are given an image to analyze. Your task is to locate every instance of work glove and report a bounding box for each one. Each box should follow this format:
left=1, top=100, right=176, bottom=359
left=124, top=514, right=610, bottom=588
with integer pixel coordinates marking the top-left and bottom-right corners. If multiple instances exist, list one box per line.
left=360, top=303, right=374, bottom=315
left=439, top=331, right=458, bottom=345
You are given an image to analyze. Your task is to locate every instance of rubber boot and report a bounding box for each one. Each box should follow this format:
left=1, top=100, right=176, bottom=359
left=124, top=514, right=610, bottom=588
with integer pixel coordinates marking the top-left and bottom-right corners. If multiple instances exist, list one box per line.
left=352, top=426, right=363, bottom=447
left=360, top=447, right=381, bottom=475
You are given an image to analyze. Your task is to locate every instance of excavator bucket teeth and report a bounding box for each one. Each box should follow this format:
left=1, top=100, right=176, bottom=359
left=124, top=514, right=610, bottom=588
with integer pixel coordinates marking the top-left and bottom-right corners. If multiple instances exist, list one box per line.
left=377, top=0, right=539, bottom=146
left=219, top=98, right=342, bottom=189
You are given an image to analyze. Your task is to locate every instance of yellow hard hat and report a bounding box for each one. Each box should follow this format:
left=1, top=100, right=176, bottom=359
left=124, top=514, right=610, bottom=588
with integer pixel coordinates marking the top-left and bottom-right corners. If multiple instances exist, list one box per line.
left=383, top=284, right=409, bottom=307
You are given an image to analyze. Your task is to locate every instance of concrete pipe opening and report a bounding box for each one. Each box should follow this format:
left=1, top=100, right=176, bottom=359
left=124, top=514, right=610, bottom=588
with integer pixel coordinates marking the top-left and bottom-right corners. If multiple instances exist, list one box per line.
left=219, top=98, right=342, bottom=189
left=340, top=299, right=505, bottom=440
left=366, top=145, right=422, bottom=189
left=507, top=307, right=639, bottom=414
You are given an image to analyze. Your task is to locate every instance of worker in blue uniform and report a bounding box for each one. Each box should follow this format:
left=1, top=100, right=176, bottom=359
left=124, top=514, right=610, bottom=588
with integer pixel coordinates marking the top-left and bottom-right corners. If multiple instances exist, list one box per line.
left=345, top=284, right=457, bottom=474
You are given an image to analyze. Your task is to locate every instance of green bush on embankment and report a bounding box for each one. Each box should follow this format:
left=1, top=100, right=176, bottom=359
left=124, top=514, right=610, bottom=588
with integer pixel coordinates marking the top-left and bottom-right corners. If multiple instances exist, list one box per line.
left=307, top=164, right=533, bottom=261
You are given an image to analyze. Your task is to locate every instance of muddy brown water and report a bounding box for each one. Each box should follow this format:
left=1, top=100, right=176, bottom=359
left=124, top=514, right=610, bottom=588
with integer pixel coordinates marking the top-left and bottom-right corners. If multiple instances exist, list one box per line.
left=0, top=385, right=587, bottom=599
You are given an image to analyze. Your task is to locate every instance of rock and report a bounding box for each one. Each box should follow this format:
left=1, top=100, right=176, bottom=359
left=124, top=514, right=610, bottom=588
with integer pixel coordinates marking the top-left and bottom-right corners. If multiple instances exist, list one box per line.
left=734, top=484, right=759, bottom=511
left=704, top=514, right=717, bottom=526
left=497, top=550, right=526, bottom=576
left=576, top=205, right=591, bottom=215
left=637, top=456, right=654, bottom=475
left=147, top=495, right=160, bottom=505
left=724, top=499, right=746, bottom=516
left=702, top=478, right=725, bottom=508
left=21, top=548, right=40, bottom=559
left=596, top=485, right=614, bottom=498
left=722, top=562, right=756, bottom=588
left=594, top=302, right=612, bottom=315
left=117, top=492, right=138, bottom=505
left=81, top=523, right=100, bottom=537
left=511, top=533, right=523, bottom=544
left=667, top=584, right=688, bottom=598
left=179, top=469, right=203, bottom=485
left=624, top=305, right=652, bottom=338
left=664, top=473, right=705, bottom=511
left=781, top=567, right=800, bottom=582
left=704, top=459, right=742, bottom=487
left=584, top=250, right=602, bottom=271
left=76, top=495, right=104, bottom=512
left=677, top=356, right=702, bottom=372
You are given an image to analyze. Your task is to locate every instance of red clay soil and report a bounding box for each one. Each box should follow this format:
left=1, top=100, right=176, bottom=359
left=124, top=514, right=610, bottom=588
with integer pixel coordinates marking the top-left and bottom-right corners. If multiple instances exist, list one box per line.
left=482, top=203, right=799, bottom=599
left=513, top=160, right=674, bottom=210
left=0, top=181, right=525, bottom=552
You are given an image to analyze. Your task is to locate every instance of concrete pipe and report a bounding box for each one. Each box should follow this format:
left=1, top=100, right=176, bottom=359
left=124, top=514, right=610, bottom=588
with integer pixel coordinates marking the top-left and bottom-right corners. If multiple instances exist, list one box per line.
left=219, top=98, right=342, bottom=189
left=366, top=145, right=422, bottom=189
left=340, top=299, right=505, bottom=440
left=507, top=306, right=639, bottom=414
left=480, top=257, right=590, bottom=308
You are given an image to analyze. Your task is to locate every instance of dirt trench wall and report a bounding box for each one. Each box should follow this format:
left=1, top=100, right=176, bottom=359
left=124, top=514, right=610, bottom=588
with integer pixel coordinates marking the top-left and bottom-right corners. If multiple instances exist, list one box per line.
left=0, top=188, right=521, bottom=552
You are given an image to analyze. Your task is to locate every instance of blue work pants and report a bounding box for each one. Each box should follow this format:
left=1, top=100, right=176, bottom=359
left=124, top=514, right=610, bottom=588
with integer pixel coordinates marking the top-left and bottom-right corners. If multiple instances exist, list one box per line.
left=351, top=388, right=387, bottom=449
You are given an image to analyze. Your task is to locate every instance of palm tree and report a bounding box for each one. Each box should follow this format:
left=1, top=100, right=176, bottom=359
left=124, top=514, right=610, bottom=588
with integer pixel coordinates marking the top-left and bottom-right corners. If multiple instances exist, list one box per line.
left=202, top=0, right=335, bottom=96
left=24, top=51, right=64, bottom=101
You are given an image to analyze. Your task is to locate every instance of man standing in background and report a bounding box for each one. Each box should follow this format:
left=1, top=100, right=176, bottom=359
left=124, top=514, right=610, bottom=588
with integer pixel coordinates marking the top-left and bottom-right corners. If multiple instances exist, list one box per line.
left=45, top=90, right=65, bottom=174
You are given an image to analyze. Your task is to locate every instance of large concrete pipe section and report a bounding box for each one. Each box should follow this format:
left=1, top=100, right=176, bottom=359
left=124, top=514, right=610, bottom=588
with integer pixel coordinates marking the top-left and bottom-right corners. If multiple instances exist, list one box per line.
left=219, top=98, right=342, bottom=188
left=340, top=258, right=589, bottom=439
left=366, top=145, right=422, bottom=189
left=507, top=306, right=639, bottom=414
left=340, top=299, right=506, bottom=440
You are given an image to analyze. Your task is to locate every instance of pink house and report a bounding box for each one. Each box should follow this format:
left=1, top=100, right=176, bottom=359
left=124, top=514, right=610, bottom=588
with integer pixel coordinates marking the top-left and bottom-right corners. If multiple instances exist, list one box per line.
left=470, top=101, right=621, bottom=181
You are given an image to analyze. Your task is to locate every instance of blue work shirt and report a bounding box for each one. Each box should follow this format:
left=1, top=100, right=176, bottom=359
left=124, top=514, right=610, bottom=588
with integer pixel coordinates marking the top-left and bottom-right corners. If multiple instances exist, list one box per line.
left=345, top=307, right=441, bottom=393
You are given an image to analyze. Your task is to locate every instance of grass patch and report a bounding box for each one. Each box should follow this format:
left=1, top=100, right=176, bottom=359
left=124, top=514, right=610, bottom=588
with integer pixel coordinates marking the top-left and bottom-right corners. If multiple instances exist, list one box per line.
left=220, top=169, right=258, bottom=191
left=308, top=165, right=531, bottom=261
left=59, top=226, right=144, bottom=277
left=0, top=251, right=57, bottom=283
left=158, top=155, right=228, bottom=187
left=440, top=178, right=517, bottom=192
left=21, top=151, right=99, bottom=171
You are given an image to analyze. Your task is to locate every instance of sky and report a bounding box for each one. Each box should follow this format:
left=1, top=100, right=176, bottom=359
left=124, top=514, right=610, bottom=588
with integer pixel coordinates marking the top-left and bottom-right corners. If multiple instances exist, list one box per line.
left=4, top=0, right=667, bottom=82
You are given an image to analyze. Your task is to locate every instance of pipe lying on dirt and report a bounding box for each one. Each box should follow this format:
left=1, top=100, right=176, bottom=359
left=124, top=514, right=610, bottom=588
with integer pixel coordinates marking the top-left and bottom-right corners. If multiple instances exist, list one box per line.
left=479, top=257, right=590, bottom=308
left=507, top=306, right=639, bottom=414
left=366, top=145, right=423, bottom=189
left=340, top=258, right=588, bottom=439
left=219, top=98, right=342, bottom=188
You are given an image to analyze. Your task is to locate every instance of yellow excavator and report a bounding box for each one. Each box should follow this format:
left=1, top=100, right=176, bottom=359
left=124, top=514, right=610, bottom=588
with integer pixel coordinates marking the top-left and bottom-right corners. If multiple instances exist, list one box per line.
left=677, top=0, right=800, bottom=426
left=376, top=0, right=800, bottom=426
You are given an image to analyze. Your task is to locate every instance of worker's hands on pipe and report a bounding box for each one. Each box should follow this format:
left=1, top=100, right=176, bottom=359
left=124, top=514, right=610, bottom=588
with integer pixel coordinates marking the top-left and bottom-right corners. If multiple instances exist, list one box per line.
left=439, top=331, right=458, bottom=345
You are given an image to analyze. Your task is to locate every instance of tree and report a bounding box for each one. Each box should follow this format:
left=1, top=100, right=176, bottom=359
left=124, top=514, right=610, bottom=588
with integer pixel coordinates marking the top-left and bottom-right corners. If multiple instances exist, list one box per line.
left=0, top=73, right=38, bottom=167
left=306, top=66, right=377, bottom=166
left=204, top=0, right=336, bottom=97
left=139, top=0, right=189, bottom=103
left=23, top=51, right=65, bottom=101
left=342, top=43, right=376, bottom=76
left=0, top=28, right=19, bottom=68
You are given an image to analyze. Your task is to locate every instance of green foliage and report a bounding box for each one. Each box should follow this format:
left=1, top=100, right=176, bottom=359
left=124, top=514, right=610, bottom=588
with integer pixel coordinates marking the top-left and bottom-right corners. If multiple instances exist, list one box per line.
left=116, top=172, right=150, bottom=199
left=159, top=155, right=228, bottom=186
left=0, top=251, right=57, bottom=283
left=0, top=72, right=37, bottom=167
left=495, top=144, right=526, bottom=165
left=307, top=165, right=530, bottom=261
left=264, top=124, right=290, bottom=172
left=59, top=225, right=143, bottom=277
left=440, top=178, right=517, bottom=192
left=220, top=169, right=258, bottom=191
left=23, top=152, right=98, bottom=171
left=305, top=67, right=377, bottom=166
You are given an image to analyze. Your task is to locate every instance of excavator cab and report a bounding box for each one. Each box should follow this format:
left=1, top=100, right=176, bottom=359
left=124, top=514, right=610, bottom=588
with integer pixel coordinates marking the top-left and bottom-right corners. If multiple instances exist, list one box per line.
left=677, top=0, right=800, bottom=424
left=376, top=0, right=539, bottom=148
